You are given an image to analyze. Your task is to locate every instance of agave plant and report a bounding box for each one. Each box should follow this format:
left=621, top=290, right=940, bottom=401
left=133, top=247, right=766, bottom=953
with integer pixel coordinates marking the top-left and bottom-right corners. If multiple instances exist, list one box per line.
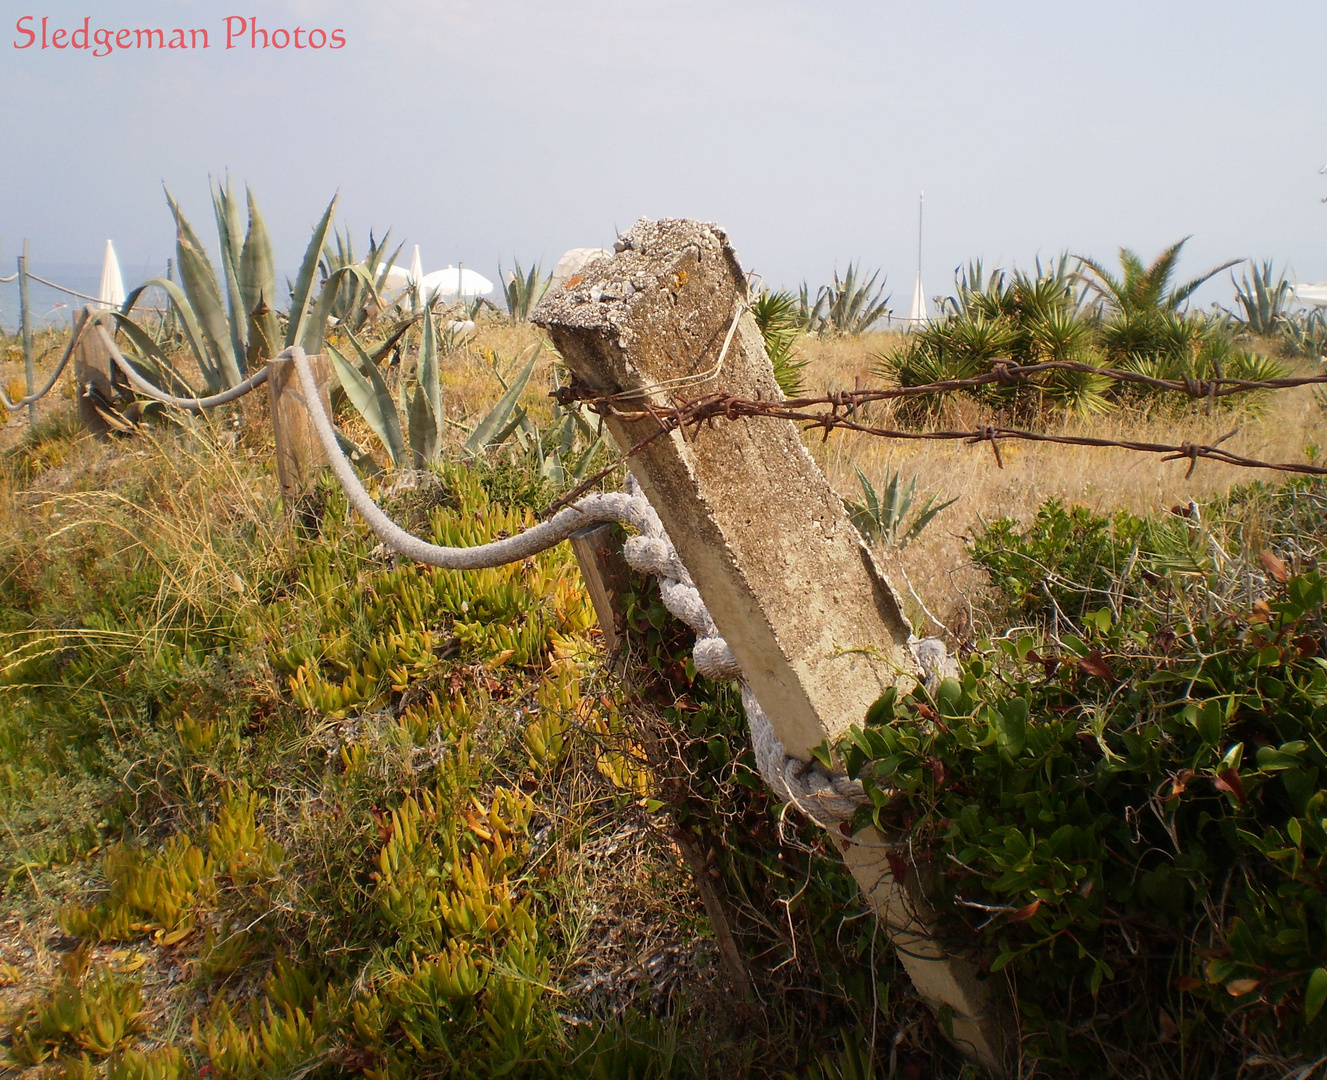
left=845, top=466, right=957, bottom=549
left=502, top=260, right=550, bottom=321
left=319, top=226, right=405, bottom=335
left=1228, top=260, right=1294, bottom=337
left=803, top=264, right=892, bottom=336
left=328, top=297, right=448, bottom=468
left=117, top=181, right=376, bottom=394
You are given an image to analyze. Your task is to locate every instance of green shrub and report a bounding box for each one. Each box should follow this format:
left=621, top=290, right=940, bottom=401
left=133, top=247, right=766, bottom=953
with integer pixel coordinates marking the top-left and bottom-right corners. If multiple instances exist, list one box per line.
left=842, top=487, right=1327, bottom=1074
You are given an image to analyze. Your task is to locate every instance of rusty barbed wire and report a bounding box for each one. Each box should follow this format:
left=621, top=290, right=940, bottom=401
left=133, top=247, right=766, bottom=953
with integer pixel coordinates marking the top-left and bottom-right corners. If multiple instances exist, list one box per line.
left=544, top=362, right=1327, bottom=512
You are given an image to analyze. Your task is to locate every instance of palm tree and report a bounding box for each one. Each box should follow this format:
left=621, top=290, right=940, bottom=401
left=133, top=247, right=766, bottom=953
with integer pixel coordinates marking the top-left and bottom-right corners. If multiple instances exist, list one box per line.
left=1075, top=237, right=1241, bottom=316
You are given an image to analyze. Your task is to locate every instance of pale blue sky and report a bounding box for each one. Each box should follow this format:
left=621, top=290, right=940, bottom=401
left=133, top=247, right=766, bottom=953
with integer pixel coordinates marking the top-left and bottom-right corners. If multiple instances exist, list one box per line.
left=3, top=0, right=1325, bottom=308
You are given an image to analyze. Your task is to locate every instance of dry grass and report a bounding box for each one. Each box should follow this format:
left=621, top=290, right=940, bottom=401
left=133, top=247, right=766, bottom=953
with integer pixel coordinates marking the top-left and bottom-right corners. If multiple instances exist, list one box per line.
left=789, top=331, right=1327, bottom=635
left=7, top=312, right=1323, bottom=644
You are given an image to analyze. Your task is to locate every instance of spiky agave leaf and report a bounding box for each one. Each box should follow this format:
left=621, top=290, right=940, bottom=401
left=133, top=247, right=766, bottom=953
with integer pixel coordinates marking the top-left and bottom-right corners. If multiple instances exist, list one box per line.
left=466, top=348, right=540, bottom=457
left=409, top=298, right=443, bottom=467
left=285, top=194, right=339, bottom=351
left=212, top=175, right=249, bottom=368
left=164, top=186, right=244, bottom=388
left=328, top=338, right=405, bottom=467
left=121, top=277, right=222, bottom=392
left=240, top=187, right=279, bottom=366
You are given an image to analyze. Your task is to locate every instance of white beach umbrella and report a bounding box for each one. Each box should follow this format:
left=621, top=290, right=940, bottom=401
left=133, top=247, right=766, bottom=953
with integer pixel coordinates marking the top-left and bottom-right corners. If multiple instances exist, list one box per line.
left=98, top=240, right=125, bottom=310
left=551, top=247, right=612, bottom=286
left=419, top=265, right=494, bottom=299
left=1293, top=282, right=1327, bottom=307
left=907, top=270, right=928, bottom=326
left=375, top=263, right=412, bottom=291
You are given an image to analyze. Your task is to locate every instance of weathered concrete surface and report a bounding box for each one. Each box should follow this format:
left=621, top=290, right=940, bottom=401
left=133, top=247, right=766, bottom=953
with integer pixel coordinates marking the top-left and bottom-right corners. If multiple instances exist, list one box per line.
left=844, top=836, right=1011, bottom=1072
left=535, top=219, right=1012, bottom=1075
left=533, top=219, right=916, bottom=759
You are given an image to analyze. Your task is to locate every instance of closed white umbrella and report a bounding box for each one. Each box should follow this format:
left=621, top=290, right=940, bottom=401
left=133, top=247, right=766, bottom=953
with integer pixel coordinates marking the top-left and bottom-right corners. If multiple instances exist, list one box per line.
left=419, top=265, right=494, bottom=299
left=908, top=271, right=928, bottom=326
left=98, top=239, right=125, bottom=310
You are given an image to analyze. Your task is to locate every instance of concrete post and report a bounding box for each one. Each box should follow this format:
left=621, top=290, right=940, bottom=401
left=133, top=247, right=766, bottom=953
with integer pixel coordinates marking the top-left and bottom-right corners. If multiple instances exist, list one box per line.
left=269, top=352, right=332, bottom=499
left=533, top=219, right=1010, bottom=1074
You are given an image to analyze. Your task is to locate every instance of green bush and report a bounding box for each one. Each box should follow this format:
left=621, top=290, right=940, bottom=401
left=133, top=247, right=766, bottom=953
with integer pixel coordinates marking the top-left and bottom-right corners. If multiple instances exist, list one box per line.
left=841, top=486, right=1327, bottom=1075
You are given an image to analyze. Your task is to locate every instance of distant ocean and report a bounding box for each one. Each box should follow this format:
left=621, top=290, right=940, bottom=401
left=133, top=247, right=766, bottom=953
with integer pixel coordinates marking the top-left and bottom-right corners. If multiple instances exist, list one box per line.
left=0, top=261, right=165, bottom=333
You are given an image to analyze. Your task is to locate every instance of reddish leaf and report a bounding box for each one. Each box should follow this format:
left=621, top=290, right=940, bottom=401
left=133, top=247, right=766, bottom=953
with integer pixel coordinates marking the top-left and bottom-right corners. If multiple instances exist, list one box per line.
left=1214, top=767, right=1247, bottom=804
left=929, top=757, right=947, bottom=787
left=1295, top=634, right=1320, bottom=658
left=1174, top=976, right=1203, bottom=992
left=1158, top=1008, right=1179, bottom=1042
left=1008, top=899, right=1042, bottom=923
left=914, top=702, right=939, bottom=722
left=1259, top=550, right=1289, bottom=583
left=1226, top=977, right=1260, bottom=997
left=1169, top=768, right=1195, bottom=799
left=1250, top=598, right=1273, bottom=624
left=886, top=851, right=909, bottom=885
left=1077, top=650, right=1115, bottom=681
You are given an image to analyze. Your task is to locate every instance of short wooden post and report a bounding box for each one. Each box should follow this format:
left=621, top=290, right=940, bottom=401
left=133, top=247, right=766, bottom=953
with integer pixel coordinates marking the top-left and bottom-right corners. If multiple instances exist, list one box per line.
left=72, top=307, right=124, bottom=436
left=568, top=522, right=633, bottom=668
left=534, top=220, right=1011, bottom=1074
left=268, top=351, right=332, bottom=499
left=18, top=240, right=34, bottom=424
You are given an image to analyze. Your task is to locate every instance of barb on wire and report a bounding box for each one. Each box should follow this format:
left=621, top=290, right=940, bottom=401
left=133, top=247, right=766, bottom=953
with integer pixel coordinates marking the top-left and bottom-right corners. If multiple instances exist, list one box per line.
left=554, top=377, right=1327, bottom=482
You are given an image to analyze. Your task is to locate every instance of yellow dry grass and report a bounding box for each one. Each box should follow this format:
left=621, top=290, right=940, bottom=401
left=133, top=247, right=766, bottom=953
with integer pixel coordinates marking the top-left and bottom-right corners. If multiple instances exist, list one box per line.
left=6, top=312, right=1322, bottom=636
left=797, top=331, right=1327, bottom=633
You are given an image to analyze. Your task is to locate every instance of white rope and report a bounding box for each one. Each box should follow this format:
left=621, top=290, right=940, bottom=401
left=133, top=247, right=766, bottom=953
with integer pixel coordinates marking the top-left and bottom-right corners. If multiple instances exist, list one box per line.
left=96, top=320, right=270, bottom=411
left=287, top=346, right=659, bottom=569
left=0, top=314, right=90, bottom=411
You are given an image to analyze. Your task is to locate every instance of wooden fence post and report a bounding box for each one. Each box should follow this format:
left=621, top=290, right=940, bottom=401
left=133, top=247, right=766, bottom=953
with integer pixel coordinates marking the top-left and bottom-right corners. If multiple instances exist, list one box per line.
left=18, top=240, right=34, bottom=424
left=534, top=220, right=1011, bottom=1074
left=71, top=306, right=125, bottom=436
left=568, top=522, right=633, bottom=669
left=269, top=351, right=332, bottom=499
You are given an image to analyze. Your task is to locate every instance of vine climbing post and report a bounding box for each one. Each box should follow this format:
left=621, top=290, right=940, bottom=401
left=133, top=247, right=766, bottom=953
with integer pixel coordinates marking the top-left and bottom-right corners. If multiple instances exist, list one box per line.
left=533, top=219, right=1011, bottom=1074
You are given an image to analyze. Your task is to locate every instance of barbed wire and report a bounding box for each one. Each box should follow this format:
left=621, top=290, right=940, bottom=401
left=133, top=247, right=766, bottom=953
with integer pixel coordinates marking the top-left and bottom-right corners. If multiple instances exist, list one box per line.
left=543, top=364, right=1327, bottom=509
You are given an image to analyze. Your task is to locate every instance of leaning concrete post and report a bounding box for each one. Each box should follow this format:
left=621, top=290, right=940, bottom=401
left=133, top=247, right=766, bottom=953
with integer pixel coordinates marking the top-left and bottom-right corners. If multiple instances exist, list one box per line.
left=268, top=352, right=332, bottom=499
left=533, top=219, right=1010, bottom=1073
